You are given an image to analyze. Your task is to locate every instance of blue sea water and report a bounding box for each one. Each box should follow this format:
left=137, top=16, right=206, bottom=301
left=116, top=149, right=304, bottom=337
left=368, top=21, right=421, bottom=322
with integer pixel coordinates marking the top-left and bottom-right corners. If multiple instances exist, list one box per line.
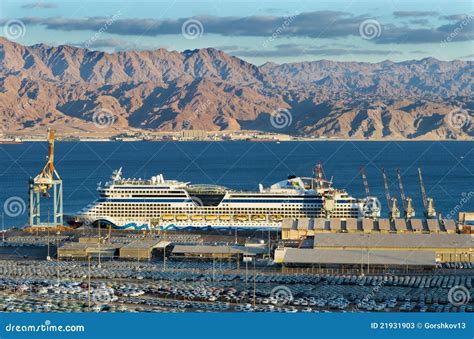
left=0, top=141, right=472, bottom=228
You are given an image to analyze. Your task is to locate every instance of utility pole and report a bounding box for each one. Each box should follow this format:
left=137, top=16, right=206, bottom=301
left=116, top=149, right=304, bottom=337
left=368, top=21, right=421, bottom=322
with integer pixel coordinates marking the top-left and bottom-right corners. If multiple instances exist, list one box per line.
left=46, top=227, right=50, bottom=261
left=88, top=256, right=91, bottom=311
left=46, top=209, right=51, bottom=260
left=98, top=221, right=101, bottom=268
left=245, top=259, right=248, bottom=287
left=268, top=229, right=271, bottom=260
left=212, top=257, right=215, bottom=282
left=1, top=213, right=4, bottom=242
left=253, top=258, right=256, bottom=308
left=56, top=231, right=60, bottom=284
left=163, top=244, right=167, bottom=271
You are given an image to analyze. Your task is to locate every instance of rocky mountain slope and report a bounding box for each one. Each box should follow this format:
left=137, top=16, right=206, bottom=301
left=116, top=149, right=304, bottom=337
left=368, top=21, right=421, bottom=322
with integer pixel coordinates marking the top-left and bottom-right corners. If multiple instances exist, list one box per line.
left=0, top=37, right=472, bottom=139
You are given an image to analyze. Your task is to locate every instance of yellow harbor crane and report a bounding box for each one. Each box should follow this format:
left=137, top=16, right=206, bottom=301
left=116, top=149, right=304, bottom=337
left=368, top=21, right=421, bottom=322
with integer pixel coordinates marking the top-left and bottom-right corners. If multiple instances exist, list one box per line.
left=382, top=168, right=400, bottom=220
left=28, top=129, right=63, bottom=227
left=396, top=168, right=415, bottom=220
left=418, top=168, right=437, bottom=219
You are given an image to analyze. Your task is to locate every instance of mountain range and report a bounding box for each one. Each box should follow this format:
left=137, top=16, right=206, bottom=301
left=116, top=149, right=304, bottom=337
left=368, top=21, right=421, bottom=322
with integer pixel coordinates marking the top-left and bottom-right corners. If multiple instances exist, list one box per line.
left=0, top=37, right=472, bottom=139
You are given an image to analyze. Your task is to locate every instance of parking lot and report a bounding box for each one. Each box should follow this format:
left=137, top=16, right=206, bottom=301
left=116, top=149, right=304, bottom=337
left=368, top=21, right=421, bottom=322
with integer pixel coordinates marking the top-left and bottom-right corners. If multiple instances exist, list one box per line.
left=0, top=259, right=471, bottom=313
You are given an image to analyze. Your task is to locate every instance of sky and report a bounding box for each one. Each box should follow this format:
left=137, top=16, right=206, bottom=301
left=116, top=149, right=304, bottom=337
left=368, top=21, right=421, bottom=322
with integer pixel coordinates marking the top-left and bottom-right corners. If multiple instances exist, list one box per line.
left=0, top=0, right=473, bottom=65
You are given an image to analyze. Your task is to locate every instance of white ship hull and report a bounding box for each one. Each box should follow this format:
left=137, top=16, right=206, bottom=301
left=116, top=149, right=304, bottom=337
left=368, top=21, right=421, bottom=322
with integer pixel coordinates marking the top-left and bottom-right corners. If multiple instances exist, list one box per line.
left=75, top=166, right=380, bottom=231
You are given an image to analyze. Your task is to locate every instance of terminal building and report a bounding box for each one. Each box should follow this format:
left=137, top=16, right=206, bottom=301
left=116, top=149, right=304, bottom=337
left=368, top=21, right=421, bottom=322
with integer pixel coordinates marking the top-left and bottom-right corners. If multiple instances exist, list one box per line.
left=281, top=217, right=457, bottom=239
left=276, top=217, right=473, bottom=270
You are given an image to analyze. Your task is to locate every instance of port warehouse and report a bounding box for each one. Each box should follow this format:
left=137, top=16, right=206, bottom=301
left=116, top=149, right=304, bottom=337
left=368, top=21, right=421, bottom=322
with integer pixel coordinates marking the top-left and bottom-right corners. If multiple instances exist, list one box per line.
left=52, top=220, right=473, bottom=270
left=275, top=233, right=472, bottom=268
left=281, top=217, right=457, bottom=237
left=276, top=217, right=472, bottom=269
left=57, top=239, right=266, bottom=261
left=58, top=238, right=171, bottom=260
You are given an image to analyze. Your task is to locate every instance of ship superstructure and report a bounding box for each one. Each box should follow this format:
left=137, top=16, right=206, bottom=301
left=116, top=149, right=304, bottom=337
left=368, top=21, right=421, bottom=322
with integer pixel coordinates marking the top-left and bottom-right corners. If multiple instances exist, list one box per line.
left=75, top=164, right=381, bottom=230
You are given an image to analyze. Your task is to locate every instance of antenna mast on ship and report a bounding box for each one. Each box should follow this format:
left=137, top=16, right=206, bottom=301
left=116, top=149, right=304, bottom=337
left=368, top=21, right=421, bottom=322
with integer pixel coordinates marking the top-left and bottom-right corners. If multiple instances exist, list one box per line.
left=314, top=162, right=332, bottom=190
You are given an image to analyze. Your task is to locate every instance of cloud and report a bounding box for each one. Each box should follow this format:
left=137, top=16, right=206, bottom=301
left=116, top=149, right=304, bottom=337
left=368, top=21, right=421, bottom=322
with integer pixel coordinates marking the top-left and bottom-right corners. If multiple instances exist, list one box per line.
left=67, top=38, right=164, bottom=52
left=459, top=54, right=474, bottom=59
left=408, top=19, right=430, bottom=25
left=393, top=11, right=438, bottom=18
left=375, top=17, right=474, bottom=44
left=2, top=11, right=473, bottom=44
left=68, top=38, right=125, bottom=49
left=21, top=2, right=57, bottom=9
left=441, top=14, right=472, bottom=21
left=226, top=43, right=402, bottom=58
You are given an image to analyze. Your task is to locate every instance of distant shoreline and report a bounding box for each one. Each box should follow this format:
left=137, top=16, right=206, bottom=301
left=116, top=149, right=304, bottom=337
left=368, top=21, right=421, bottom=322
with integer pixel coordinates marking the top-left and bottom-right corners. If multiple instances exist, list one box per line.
left=1, top=138, right=472, bottom=143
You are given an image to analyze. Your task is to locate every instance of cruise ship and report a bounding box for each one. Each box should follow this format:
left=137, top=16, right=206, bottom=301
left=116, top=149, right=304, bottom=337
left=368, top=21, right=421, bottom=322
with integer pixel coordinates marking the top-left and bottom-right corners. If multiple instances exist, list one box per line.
left=74, top=164, right=381, bottom=230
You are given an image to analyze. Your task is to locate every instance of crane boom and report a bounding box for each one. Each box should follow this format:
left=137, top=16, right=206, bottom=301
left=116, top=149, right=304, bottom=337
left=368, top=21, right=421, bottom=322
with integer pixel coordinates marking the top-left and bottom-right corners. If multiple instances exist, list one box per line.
left=33, top=129, right=60, bottom=194
left=382, top=168, right=400, bottom=219
left=360, top=166, right=370, bottom=197
left=396, top=168, right=407, bottom=210
left=396, top=168, right=415, bottom=219
left=418, top=168, right=428, bottom=211
left=382, top=168, right=391, bottom=206
left=417, top=167, right=436, bottom=218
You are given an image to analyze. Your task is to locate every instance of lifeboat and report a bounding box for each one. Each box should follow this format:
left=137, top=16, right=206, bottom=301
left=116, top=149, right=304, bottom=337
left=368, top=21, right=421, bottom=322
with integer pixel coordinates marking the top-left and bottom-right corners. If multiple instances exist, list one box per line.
left=176, top=214, right=188, bottom=221
left=191, top=215, right=203, bottom=221
left=161, top=215, right=174, bottom=221
left=270, top=214, right=283, bottom=222
left=251, top=214, right=266, bottom=222
left=219, top=215, right=231, bottom=221
left=234, top=214, right=249, bottom=222
left=205, top=215, right=218, bottom=221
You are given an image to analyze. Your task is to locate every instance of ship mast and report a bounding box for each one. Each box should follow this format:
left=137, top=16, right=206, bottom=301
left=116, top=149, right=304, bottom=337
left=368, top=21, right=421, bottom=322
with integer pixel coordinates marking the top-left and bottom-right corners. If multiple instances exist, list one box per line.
left=314, top=162, right=332, bottom=191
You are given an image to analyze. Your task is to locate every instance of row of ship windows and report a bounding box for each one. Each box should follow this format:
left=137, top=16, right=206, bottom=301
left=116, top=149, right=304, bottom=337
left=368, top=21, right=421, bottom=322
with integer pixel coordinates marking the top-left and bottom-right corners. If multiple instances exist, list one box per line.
left=92, top=213, right=359, bottom=218
left=95, top=206, right=359, bottom=212
left=103, top=191, right=185, bottom=195
left=98, top=203, right=357, bottom=212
